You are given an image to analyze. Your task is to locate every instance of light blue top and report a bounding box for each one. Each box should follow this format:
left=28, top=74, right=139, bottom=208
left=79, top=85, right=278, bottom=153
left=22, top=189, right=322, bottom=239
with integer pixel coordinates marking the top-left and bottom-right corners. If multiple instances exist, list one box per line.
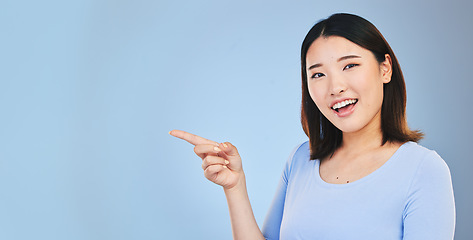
left=262, top=141, right=455, bottom=240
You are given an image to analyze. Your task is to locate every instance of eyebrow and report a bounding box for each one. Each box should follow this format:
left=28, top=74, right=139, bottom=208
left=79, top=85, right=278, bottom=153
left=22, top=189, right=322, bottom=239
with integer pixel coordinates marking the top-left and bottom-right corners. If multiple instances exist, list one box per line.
left=308, top=55, right=362, bottom=70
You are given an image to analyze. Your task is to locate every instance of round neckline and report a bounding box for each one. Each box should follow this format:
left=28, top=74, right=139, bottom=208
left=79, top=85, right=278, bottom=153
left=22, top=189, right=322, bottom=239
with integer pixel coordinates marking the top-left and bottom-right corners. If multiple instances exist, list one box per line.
left=314, top=141, right=414, bottom=188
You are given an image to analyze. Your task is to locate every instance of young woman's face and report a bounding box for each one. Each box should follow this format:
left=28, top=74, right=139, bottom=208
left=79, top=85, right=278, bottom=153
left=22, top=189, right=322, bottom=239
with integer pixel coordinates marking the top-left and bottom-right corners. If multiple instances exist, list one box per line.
left=306, top=36, right=392, bottom=134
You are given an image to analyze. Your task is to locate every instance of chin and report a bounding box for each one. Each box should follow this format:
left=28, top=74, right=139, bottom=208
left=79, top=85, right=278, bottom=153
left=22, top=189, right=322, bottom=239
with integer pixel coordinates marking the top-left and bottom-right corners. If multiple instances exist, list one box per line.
left=333, top=123, right=365, bottom=134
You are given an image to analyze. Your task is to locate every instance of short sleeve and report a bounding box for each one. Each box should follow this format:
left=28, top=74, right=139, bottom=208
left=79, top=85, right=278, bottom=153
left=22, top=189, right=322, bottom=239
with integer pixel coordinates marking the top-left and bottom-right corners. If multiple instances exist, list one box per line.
left=402, top=151, right=455, bottom=239
left=262, top=142, right=304, bottom=240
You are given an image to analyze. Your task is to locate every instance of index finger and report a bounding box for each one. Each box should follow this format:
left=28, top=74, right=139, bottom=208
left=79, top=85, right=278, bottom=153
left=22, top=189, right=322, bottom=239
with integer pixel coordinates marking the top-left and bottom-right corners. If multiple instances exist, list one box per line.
left=169, top=129, right=218, bottom=146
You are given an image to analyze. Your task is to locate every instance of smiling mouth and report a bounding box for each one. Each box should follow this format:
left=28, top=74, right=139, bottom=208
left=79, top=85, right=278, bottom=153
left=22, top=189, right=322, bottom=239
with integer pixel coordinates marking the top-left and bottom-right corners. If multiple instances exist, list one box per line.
left=331, top=99, right=358, bottom=112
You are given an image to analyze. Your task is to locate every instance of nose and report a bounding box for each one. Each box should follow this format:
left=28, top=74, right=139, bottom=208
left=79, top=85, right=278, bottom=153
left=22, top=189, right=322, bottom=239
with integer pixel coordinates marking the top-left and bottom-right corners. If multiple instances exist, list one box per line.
left=329, top=74, right=348, bottom=95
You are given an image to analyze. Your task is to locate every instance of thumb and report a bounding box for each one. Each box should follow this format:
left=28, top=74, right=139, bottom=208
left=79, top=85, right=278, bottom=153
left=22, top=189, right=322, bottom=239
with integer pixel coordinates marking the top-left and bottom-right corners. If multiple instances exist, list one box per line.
left=220, top=142, right=242, bottom=171
left=221, top=142, right=239, bottom=157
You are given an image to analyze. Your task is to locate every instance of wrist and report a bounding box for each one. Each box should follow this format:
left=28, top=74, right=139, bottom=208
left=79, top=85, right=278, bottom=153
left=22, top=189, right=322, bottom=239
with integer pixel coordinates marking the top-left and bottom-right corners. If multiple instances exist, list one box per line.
left=223, top=172, right=247, bottom=194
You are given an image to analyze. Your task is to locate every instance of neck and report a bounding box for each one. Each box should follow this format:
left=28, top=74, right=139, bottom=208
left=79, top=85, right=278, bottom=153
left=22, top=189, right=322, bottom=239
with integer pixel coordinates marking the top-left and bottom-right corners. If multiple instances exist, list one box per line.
left=340, top=116, right=384, bottom=155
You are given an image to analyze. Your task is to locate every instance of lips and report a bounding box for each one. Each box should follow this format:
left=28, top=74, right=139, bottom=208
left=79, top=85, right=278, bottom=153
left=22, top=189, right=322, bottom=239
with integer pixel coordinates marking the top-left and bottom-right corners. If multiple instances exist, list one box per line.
left=331, top=99, right=358, bottom=112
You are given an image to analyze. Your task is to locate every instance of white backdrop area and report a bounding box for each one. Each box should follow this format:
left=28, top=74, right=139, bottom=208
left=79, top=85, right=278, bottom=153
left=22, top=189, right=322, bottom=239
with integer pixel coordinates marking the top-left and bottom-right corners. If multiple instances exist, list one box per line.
left=1, top=0, right=472, bottom=239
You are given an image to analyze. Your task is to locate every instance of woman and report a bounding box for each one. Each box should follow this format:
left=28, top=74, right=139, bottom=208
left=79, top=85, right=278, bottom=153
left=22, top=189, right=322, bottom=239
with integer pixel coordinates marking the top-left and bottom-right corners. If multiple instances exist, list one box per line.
left=169, top=13, right=455, bottom=239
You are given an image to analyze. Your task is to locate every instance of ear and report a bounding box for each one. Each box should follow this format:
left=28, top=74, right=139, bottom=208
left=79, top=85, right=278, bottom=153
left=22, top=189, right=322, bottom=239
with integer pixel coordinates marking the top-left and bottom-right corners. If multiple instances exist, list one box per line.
left=380, top=54, right=393, bottom=83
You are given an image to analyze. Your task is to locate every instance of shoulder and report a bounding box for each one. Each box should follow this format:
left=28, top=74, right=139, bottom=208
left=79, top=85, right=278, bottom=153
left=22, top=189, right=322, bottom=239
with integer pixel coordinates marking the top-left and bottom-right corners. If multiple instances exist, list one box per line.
left=398, top=142, right=450, bottom=174
left=401, top=143, right=455, bottom=238
left=287, top=141, right=311, bottom=166
left=282, top=141, right=311, bottom=181
left=397, top=142, right=453, bottom=194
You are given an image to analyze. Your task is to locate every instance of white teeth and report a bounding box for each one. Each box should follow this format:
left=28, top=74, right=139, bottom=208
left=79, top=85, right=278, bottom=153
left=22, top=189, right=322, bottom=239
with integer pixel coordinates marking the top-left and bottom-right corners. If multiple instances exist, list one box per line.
left=332, top=99, right=357, bottom=110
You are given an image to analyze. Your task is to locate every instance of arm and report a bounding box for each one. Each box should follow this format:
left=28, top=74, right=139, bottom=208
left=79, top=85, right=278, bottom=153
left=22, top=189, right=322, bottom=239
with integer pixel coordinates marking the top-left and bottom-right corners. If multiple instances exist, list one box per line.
left=261, top=174, right=287, bottom=240
left=402, top=151, right=455, bottom=240
left=261, top=142, right=301, bottom=240
left=169, top=130, right=265, bottom=240
left=224, top=174, right=265, bottom=240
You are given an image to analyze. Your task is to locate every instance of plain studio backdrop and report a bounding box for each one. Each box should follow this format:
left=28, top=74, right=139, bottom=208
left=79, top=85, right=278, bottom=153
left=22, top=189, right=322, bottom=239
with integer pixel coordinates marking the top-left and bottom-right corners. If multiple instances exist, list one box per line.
left=0, top=0, right=472, bottom=239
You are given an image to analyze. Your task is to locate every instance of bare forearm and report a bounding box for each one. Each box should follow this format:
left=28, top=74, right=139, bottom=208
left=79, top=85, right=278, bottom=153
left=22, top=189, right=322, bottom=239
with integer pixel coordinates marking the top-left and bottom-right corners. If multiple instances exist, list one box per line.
left=224, top=174, right=265, bottom=240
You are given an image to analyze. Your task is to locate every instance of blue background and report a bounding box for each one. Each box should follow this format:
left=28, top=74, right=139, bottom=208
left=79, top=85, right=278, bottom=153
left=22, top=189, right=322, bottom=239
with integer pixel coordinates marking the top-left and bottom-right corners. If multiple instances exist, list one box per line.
left=1, top=0, right=472, bottom=239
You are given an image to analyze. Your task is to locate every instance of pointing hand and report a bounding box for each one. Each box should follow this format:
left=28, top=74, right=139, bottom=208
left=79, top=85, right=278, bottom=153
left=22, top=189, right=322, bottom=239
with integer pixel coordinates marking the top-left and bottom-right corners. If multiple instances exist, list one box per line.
left=169, top=130, right=243, bottom=189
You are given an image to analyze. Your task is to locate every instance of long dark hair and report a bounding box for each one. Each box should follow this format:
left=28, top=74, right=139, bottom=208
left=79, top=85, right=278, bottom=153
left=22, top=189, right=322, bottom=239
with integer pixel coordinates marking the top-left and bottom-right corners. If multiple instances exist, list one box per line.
left=300, top=13, right=423, bottom=160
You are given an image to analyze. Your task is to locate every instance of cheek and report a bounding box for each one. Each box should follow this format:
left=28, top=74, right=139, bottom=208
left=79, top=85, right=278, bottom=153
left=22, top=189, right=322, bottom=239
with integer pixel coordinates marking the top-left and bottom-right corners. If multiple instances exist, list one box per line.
left=307, top=82, right=326, bottom=108
left=361, top=79, right=385, bottom=109
left=354, top=70, right=385, bottom=101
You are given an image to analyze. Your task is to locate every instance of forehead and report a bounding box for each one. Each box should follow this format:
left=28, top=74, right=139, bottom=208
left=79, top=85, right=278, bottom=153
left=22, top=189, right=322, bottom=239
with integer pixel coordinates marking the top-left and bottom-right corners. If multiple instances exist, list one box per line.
left=306, top=36, right=371, bottom=64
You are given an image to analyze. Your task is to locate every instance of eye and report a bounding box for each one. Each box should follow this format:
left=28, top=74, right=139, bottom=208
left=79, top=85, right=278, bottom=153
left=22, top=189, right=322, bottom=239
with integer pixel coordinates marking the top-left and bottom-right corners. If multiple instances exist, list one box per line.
left=310, top=72, right=325, bottom=79
left=343, top=63, right=359, bottom=70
